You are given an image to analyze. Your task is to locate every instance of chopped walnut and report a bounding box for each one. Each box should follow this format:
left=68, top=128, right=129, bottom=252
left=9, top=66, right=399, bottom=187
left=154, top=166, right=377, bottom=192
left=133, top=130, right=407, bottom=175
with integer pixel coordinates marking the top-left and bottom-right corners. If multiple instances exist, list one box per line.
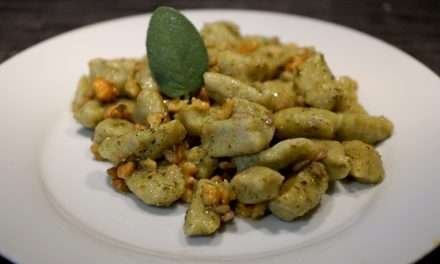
left=134, top=123, right=148, bottom=130
left=111, top=177, right=129, bottom=193
left=213, top=204, right=231, bottom=214
left=199, top=181, right=235, bottom=222
left=181, top=164, right=197, bottom=204
left=237, top=40, right=259, bottom=54
left=117, top=161, right=135, bottom=180
left=284, top=59, right=300, bottom=72
left=147, top=112, right=168, bottom=128
left=235, top=202, right=267, bottom=219
left=108, top=164, right=130, bottom=193
left=181, top=161, right=198, bottom=177
left=284, top=48, right=312, bottom=71
left=221, top=211, right=235, bottom=222
left=182, top=175, right=196, bottom=203
left=201, top=180, right=233, bottom=206
left=191, top=97, right=210, bottom=111
left=90, top=143, right=103, bottom=160
left=176, top=143, right=188, bottom=163
left=220, top=186, right=232, bottom=204
left=93, top=77, right=119, bottom=102
left=107, top=166, right=118, bottom=178
left=185, top=175, right=196, bottom=188
left=213, top=98, right=234, bottom=120
left=201, top=183, right=222, bottom=206
left=164, top=149, right=176, bottom=164
left=210, top=175, right=223, bottom=182
left=104, top=103, right=131, bottom=120
left=166, top=99, right=189, bottom=113
left=140, top=158, right=157, bottom=172
left=197, top=87, right=210, bottom=102
left=164, top=143, right=187, bottom=164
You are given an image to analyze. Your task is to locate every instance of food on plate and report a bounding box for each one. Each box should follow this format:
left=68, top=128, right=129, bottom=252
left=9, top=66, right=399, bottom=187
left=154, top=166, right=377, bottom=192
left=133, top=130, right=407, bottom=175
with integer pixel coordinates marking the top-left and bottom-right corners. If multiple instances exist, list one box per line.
left=269, top=162, right=329, bottom=221
left=72, top=7, right=393, bottom=236
left=342, top=140, right=385, bottom=184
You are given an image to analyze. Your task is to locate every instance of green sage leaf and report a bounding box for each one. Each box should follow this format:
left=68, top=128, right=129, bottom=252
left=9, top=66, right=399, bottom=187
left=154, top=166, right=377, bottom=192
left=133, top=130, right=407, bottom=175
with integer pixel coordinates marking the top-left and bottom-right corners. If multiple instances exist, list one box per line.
left=146, top=6, right=208, bottom=98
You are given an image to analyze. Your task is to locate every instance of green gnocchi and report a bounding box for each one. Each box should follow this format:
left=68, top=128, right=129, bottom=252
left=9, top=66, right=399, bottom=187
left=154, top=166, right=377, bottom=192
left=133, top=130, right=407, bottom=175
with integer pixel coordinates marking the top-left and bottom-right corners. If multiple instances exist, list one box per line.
left=269, top=162, right=329, bottom=221
left=126, top=164, right=185, bottom=207
left=72, top=20, right=393, bottom=237
left=231, top=166, right=284, bottom=204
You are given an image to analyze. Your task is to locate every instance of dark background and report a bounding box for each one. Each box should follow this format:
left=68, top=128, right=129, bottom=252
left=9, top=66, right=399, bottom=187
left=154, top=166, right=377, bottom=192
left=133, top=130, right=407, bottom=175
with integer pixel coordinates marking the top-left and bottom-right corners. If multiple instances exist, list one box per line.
left=1, top=0, right=440, bottom=75
left=0, top=0, right=439, bottom=263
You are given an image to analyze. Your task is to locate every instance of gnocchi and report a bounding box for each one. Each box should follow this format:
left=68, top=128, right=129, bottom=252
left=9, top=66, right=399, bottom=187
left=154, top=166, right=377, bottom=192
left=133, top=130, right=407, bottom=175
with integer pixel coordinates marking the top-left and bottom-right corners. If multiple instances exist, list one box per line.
left=72, top=21, right=393, bottom=236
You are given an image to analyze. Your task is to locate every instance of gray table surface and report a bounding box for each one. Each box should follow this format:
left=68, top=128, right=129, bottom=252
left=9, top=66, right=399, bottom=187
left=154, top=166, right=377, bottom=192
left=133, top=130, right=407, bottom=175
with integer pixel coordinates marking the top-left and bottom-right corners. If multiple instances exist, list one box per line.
left=1, top=0, right=440, bottom=75
left=0, top=0, right=438, bottom=263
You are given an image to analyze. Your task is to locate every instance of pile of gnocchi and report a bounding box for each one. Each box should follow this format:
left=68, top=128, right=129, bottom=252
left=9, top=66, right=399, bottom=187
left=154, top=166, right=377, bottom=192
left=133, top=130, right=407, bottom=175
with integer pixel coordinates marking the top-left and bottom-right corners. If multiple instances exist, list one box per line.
left=72, top=21, right=393, bottom=236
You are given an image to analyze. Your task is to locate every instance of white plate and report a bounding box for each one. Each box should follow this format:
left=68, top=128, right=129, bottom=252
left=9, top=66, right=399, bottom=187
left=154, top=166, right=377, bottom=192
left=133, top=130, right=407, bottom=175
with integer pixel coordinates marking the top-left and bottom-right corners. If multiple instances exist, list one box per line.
left=1, top=9, right=439, bottom=264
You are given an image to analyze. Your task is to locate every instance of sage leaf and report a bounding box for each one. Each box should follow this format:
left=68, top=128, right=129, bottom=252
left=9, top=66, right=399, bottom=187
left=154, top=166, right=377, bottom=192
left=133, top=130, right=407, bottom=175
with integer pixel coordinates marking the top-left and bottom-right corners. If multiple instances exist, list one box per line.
left=147, top=6, right=208, bottom=98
